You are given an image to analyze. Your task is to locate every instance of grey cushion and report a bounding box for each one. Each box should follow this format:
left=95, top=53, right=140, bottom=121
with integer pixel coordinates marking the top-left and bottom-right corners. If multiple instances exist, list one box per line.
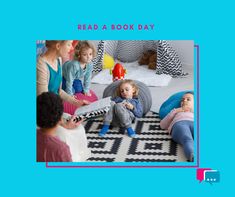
left=103, top=80, right=152, bottom=115
left=116, top=41, right=145, bottom=62
left=105, top=40, right=118, bottom=58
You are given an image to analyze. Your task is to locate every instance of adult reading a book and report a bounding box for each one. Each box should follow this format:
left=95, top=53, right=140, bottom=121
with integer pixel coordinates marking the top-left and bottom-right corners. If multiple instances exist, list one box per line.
left=37, top=92, right=91, bottom=162
left=37, top=40, right=90, bottom=129
left=37, top=40, right=91, bottom=161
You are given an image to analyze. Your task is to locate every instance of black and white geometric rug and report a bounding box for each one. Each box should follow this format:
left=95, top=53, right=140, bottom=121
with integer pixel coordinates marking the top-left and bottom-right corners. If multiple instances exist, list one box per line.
left=84, top=111, right=187, bottom=162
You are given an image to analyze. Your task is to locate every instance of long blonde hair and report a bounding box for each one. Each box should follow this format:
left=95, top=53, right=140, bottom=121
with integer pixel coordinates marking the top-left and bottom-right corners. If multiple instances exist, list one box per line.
left=115, top=79, right=139, bottom=98
left=74, top=41, right=96, bottom=61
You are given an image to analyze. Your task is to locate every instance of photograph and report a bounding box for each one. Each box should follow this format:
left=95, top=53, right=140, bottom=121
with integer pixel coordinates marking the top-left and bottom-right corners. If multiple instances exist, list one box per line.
left=36, top=40, right=194, bottom=162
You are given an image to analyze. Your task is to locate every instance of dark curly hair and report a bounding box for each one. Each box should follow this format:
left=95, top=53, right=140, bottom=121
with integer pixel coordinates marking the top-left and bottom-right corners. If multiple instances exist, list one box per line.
left=37, top=92, right=63, bottom=129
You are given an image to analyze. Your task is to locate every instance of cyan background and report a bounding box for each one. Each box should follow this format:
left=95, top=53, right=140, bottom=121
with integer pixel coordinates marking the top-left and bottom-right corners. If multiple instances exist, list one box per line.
left=0, top=0, right=234, bottom=196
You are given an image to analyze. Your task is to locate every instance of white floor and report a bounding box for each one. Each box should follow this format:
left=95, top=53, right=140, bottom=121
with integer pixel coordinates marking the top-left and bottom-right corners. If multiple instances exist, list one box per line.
left=91, top=65, right=194, bottom=113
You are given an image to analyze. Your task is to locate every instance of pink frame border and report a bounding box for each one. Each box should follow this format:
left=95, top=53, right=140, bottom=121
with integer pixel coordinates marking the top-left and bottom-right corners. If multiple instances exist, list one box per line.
left=46, top=44, right=200, bottom=169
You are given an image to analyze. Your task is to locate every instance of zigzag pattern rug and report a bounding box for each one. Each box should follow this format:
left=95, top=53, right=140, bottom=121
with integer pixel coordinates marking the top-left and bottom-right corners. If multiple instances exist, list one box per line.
left=84, top=111, right=187, bottom=162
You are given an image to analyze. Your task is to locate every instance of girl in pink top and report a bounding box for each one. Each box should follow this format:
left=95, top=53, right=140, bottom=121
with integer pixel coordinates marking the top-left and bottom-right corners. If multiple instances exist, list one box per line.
left=160, top=92, right=194, bottom=162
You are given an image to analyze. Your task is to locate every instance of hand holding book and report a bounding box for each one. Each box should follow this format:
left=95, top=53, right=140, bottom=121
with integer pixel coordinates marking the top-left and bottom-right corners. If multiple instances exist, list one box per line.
left=74, top=97, right=112, bottom=121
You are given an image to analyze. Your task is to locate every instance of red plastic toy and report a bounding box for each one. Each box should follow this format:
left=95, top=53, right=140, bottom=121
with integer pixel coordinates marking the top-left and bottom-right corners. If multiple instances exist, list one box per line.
left=111, top=63, right=127, bottom=81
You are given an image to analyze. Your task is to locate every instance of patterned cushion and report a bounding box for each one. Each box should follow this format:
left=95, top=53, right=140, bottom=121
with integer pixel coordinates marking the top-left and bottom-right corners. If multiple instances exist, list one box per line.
left=91, top=40, right=105, bottom=74
left=159, top=90, right=193, bottom=119
left=116, top=40, right=145, bottom=62
left=104, top=40, right=158, bottom=63
left=103, top=80, right=152, bottom=115
left=105, top=40, right=118, bottom=58
left=156, top=40, right=187, bottom=78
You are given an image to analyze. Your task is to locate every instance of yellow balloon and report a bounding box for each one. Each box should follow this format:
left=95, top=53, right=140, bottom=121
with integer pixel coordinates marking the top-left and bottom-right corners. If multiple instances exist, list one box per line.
left=103, top=54, right=115, bottom=69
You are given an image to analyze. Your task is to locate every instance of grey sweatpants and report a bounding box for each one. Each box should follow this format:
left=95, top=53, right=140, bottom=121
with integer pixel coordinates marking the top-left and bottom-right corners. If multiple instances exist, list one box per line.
left=103, top=101, right=135, bottom=128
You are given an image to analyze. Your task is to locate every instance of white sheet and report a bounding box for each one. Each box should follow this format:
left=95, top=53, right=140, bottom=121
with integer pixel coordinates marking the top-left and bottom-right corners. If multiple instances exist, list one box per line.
left=91, top=61, right=172, bottom=86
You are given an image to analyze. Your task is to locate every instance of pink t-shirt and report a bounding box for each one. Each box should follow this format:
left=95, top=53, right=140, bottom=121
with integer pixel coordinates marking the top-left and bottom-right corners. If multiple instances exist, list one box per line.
left=37, top=129, right=72, bottom=162
left=160, top=109, right=194, bottom=133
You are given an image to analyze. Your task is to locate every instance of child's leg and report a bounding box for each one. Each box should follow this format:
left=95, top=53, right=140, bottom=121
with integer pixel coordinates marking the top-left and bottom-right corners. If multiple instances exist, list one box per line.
left=99, top=102, right=115, bottom=137
left=114, top=103, right=134, bottom=127
left=99, top=125, right=110, bottom=137
left=114, top=103, right=136, bottom=137
left=189, top=121, right=194, bottom=138
left=171, top=120, right=194, bottom=161
left=73, top=79, right=84, bottom=94
left=126, top=127, right=136, bottom=138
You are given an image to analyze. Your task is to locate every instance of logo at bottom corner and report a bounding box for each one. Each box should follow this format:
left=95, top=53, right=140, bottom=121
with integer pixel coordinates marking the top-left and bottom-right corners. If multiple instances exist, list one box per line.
left=196, top=168, right=220, bottom=184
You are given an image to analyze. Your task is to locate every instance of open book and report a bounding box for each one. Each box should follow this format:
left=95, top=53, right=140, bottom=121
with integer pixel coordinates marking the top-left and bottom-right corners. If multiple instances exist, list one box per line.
left=74, top=97, right=112, bottom=121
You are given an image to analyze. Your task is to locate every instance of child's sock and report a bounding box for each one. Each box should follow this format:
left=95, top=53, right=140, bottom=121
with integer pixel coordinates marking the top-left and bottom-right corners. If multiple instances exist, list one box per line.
left=99, top=125, right=110, bottom=137
left=127, top=127, right=136, bottom=138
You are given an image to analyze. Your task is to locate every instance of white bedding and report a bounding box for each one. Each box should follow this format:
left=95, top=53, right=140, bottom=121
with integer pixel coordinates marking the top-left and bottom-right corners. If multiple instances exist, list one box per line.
left=91, top=62, right=171, bottom=86
left=91, top=61, right=172, bottom=86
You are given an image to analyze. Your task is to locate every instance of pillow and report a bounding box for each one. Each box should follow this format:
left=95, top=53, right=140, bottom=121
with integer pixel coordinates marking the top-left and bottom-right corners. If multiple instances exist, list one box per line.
left=63, top=90, right=98, bottom=115
left=105, top=40, right=158, bottom=62
left=116, top=41, right=145, bottom=62
left=103, top=80, right=152, bottom=115
left=156, top=40, right=187, bottom=78
left=105, top=40, right=118, bottom=58
left=144, top=40, right=158, bottom=51
left=159, top=90, right=193, bottom=119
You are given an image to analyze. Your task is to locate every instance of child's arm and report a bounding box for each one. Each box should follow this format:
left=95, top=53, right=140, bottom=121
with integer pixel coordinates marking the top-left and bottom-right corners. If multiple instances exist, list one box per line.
left=63, top=62, right=76, bottom=95
left=160, top=108, right=182, bottom=130
left=83, top=63, right=93, bottom=95
left=124, top=99, right=143, bottom=118
left=130, top=100, right=143, bottom=118
left=112, top=97, right=123, bottom=103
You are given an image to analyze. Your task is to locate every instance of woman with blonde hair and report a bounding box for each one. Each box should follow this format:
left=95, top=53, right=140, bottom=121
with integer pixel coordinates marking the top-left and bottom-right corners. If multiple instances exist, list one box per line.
left=37, top=40, right=91, bottom=161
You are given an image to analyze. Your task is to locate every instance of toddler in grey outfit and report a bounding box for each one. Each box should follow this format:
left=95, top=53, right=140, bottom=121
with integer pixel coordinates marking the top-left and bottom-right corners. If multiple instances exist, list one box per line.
left=99, top=80, right=143, bottom=138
